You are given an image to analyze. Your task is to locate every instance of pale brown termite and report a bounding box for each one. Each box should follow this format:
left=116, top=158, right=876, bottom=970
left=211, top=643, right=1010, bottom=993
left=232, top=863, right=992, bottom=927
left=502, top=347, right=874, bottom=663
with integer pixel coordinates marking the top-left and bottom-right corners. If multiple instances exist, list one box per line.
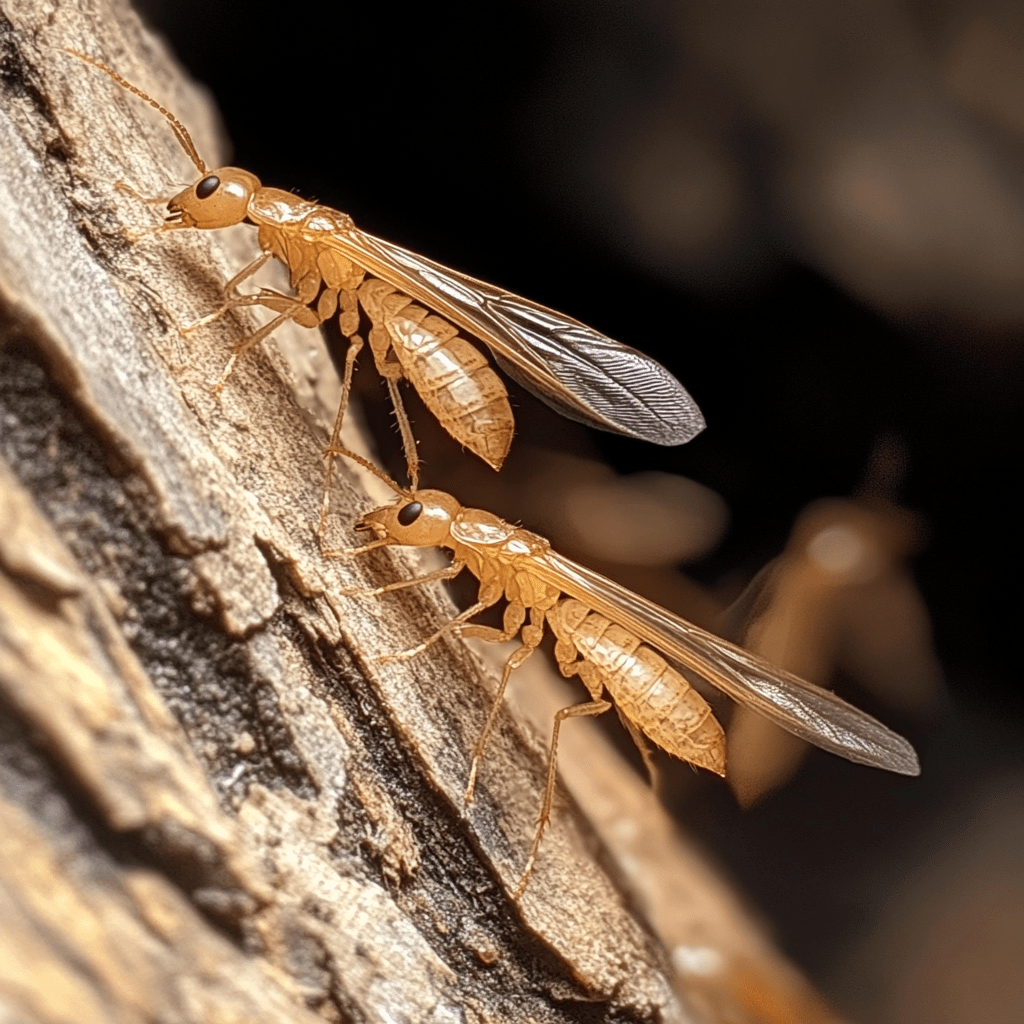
left=328, top=449, right=920, bottom=897
left=67, top=51, right=706, bottom=501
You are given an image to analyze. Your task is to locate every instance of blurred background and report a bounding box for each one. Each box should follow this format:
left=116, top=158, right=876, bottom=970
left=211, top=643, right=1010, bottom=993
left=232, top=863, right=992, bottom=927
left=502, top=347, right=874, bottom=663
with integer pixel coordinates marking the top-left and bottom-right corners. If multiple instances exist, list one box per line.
left=130, top=1, right=1023, bottom=1020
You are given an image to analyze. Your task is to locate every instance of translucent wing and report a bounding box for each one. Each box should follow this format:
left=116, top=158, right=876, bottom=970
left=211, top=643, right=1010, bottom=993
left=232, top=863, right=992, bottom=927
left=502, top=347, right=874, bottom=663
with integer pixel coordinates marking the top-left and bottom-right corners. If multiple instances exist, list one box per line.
left=534, top=551, right=920, bottom=775
left=321, top=227, right=705, bottom=446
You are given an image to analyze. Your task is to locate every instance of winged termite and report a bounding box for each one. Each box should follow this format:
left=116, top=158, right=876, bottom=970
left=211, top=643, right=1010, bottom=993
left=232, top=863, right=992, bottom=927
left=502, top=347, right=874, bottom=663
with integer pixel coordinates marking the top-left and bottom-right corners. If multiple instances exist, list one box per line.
left=67, top=50, right=706, bottom=506
left=327, top=447, right=920, bottom=897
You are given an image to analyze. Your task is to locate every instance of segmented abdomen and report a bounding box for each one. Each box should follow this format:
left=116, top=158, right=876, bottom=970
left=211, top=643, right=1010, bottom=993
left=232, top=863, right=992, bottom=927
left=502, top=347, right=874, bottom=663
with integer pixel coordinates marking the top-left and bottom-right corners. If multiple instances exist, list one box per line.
left=549, top=599, right=725, bottom=774
left=360, top=280, right=514, bottom=470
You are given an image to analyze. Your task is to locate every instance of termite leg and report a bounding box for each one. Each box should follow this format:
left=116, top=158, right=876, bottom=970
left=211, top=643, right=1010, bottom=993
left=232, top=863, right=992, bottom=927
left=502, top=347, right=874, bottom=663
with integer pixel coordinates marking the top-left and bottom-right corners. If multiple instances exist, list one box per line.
left=220, top=252, right=274, bottom=296
left=366, top=323, right=421, bottom=488
left=377, top=590, right=497, bottom=663
left=374, top=576, right=503, bottom=663
left=513, top=697, right=612, bottom=900
left=615, top=707, right=662, bottom=797
left=383, top=375, right=421, bottom=490
left=211, top=302, right=307, bottom=393
left=321, top=443, right=407, bottom=498
left=332, top=559, right=466, bottom=598
left=182, top=253, right=275, bottom=332
left=462, top=602, right=537, bottom=805
left=319, top=535, right=393, bottom=559
left=182, top=291, right=272, bottom=333
left=319, top=334, right=365, bottom=537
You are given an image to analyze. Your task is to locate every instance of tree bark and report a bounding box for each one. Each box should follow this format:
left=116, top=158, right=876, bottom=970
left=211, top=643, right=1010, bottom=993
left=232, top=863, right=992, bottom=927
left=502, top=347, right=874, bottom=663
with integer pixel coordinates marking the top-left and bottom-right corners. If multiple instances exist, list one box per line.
left=0, top=3, right=847, bottom=1022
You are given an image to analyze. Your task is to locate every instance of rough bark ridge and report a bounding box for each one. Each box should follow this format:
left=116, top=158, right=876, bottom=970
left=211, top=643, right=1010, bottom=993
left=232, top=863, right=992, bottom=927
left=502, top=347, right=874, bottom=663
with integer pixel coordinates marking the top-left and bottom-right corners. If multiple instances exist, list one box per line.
left=0, top=3, right=845, bottom=1022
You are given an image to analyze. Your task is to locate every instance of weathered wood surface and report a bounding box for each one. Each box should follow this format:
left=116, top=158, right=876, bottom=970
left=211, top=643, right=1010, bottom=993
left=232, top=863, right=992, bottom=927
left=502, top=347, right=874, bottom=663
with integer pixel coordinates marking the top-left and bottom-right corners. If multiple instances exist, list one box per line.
left=0, top=3, right=847, bottom=1022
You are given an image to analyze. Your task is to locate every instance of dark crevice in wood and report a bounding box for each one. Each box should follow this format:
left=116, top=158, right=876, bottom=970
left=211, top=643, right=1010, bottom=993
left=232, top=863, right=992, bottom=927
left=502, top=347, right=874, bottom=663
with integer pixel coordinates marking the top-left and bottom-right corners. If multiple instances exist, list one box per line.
left=0, top=334, right=619, bottom=1021
left=0, top=683, right=253, bottom=945
left=0, top=338, right=324, bottom=800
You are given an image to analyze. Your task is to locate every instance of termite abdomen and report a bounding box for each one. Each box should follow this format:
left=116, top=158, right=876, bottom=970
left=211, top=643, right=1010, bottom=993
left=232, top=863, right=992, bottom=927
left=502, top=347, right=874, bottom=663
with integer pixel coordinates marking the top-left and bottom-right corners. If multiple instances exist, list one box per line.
left=358, top=279, right=513, bottom=470
left=549, top=598, right=726, bottom=776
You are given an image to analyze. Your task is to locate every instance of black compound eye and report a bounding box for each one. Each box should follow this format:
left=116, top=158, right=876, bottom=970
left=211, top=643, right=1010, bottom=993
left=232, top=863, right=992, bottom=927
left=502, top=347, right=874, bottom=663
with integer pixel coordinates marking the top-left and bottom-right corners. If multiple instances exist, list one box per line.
left=195, top=175, right=220, bottom=199
left=397, top=501, right=423, bottom=526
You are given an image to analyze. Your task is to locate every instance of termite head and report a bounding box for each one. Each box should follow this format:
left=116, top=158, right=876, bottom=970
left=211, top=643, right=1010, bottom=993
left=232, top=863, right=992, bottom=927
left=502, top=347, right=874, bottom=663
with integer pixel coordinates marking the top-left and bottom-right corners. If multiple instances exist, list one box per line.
left=166, top=168, right=262, bottom=229
left=64, top=51, right=259, bottom=230
left=355, top=490, right=462, bottom=549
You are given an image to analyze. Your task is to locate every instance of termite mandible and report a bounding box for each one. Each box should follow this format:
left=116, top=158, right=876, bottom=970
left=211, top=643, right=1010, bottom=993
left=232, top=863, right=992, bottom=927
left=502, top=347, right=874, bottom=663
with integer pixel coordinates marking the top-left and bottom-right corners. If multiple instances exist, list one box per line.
left=67, top=50, right=706, bottom=506
left=328, top=448, right=920, bottom=897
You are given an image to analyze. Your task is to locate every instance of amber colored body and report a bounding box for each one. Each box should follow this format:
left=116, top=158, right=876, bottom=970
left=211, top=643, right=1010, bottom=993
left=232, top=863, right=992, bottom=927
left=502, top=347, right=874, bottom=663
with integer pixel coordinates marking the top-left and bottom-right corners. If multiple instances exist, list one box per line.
left=548, top=600, right=725, bottom=775
left=70, top=50, right=707, bottom=499
left=222, top=189, right=514, bottom=484
left=337, top=481, right=919, bottom=895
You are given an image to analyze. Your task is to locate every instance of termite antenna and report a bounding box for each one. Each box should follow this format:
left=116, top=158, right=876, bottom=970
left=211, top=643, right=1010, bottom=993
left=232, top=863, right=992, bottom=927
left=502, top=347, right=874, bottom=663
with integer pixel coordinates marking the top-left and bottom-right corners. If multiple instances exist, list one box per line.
left=63, top=48, right=207, bottom=175
left=326, top=444, right=411, bottom=498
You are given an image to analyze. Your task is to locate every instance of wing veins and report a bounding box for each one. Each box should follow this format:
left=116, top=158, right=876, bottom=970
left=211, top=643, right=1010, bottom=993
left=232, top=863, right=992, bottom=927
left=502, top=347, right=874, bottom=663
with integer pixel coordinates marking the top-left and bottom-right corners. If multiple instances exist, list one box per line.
left=533, top=552, right=920, bottom=775
left=319, top=228, right=704, bottom=444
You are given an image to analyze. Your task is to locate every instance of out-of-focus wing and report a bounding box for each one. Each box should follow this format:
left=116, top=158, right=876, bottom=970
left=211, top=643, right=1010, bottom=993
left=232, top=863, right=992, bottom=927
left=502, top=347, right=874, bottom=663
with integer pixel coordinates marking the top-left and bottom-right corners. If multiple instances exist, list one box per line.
left=322, top=227, right=705, bottom=446
left=534, top=551, right=920, bottom=775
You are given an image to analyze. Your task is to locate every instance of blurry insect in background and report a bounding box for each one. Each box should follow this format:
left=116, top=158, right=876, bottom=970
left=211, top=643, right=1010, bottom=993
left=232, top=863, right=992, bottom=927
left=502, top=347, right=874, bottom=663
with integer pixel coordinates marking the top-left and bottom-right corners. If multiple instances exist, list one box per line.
left=328, top=448, right=920, bottom=896
left=67, top=51, right=706, bottom=513
left=721, top=487, right=941, bottom=807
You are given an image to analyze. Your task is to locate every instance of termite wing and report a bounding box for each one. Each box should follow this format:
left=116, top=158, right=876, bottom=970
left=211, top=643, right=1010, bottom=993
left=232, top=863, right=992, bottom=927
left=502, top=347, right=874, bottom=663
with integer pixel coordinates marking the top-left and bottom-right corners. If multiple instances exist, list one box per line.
left=333, top=466, right=920, bottom=892
left=67, top=50, right=705, bottom=491
left=535, top=549, right=920, bottom=775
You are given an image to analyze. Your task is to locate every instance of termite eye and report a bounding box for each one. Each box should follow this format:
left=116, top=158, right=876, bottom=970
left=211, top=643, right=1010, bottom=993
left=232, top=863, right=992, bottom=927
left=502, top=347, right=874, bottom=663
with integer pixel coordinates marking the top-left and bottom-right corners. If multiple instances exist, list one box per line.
left=195, top=175, right=220, bottom=199
left=397, top=502, right=423, bottom=526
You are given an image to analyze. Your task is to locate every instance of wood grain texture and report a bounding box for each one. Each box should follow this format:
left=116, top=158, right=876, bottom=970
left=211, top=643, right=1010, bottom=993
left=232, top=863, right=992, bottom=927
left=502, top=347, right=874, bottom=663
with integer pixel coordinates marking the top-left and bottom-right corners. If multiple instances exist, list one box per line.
left=0, top=3, right=847, bottom=1021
